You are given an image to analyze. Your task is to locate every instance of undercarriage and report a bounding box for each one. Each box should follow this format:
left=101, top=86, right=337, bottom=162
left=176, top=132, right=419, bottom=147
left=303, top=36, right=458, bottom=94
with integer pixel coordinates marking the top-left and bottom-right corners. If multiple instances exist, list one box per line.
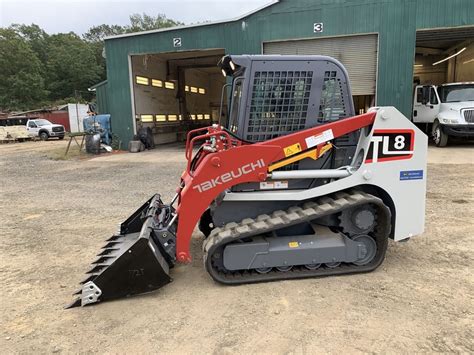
left=204, top=190, right=391, bottom=284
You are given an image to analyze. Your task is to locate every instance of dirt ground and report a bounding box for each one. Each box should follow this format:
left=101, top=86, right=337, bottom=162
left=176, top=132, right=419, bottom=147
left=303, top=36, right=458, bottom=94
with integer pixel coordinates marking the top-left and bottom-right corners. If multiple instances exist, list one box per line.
left=1, top=140, right=473, bottom=354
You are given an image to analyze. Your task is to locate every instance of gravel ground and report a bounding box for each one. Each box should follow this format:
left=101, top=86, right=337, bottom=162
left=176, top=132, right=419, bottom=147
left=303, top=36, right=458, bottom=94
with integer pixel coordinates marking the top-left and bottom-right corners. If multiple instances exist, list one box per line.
left=0, top=140, right=473, bottom=354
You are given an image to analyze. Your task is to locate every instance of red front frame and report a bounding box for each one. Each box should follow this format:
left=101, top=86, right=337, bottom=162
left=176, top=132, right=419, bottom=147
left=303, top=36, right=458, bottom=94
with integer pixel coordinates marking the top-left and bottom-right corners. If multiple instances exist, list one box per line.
left=174, top=112, right=376, bottom=262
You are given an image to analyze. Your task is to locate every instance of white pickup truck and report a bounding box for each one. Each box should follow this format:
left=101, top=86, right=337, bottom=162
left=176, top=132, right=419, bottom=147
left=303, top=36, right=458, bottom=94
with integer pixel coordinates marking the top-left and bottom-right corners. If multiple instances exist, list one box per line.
left=26, top=119, right=65, bottom=141
left=412, top=82, right=474, bottom=147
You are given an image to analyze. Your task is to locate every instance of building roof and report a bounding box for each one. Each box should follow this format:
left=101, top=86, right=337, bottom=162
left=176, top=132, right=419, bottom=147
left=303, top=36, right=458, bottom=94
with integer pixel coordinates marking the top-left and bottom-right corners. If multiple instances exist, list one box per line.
left=88, top=80, right=108, bottom=91
left=104, top=0, right=279, bottom=41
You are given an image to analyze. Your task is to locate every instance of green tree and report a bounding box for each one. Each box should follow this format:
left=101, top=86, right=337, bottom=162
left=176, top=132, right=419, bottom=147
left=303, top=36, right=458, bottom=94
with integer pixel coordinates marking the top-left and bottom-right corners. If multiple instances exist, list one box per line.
left=83, top=24, right=126, bottom=43
left=10, top=24, right=49, bottom=64
left=0, top=28, right=47, bottom=110
left=83, top=24, right=126, bottom=81
left=45, top=32, right=101, bottom=100
left=128, top=13, right=184, bottom=32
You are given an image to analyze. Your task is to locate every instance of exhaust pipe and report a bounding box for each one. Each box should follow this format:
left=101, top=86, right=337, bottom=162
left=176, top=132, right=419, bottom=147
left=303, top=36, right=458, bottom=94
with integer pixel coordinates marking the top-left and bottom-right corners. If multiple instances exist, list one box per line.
left=67, top=195, right=176, bottom=308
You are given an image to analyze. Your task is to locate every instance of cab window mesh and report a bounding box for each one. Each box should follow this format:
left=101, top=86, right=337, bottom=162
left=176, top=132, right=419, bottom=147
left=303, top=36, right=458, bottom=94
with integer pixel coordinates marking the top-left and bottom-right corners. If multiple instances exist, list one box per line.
left=318, top=71, right=347, bottom=123
left=246, top=71, right=313, bottom=141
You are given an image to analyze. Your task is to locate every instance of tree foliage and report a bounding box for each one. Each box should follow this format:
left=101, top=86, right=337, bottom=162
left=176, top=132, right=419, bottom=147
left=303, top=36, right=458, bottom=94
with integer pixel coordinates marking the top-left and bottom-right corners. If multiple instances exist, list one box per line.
left=0, top=13, right=184, bottom=111
left=0, top=28, right=47, bottom=110
left=46, top=33, right=101, bottom=100
left=128, top=13, right=183, bottom=32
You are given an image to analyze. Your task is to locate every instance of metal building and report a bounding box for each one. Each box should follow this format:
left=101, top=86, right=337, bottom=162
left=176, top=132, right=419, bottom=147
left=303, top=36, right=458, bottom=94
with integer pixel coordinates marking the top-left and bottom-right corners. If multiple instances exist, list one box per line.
left=96, top=0, right=474, bottom=146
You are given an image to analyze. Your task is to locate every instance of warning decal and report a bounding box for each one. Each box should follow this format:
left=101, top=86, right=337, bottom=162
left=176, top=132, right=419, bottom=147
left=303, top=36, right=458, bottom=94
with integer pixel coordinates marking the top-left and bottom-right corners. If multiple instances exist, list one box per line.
left=305, top=129, right=334, bottom=148
left=260, top=181, right=289, bottom=190
left=283, top=143, right=302, bottom=157
left=288, top=241, right=299, bottom=248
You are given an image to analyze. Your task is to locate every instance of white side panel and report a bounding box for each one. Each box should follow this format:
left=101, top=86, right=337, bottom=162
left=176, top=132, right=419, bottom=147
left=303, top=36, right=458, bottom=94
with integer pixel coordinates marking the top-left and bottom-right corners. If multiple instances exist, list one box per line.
left=68, top=103, right=89, bottom=133
left=224, top=107, right=428, bottom=241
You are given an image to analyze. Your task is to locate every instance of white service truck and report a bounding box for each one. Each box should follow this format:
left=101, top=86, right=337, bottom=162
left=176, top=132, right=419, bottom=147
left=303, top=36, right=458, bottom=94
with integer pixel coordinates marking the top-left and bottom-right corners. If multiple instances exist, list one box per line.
left=412, top=82, right=474, bottom=147
left=26, top=119, right=65, bottom=141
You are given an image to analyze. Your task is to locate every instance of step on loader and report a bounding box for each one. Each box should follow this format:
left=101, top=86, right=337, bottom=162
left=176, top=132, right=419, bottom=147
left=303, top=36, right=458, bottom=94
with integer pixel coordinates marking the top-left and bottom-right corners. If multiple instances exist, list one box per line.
left=68, top=55, right=427, bottom=308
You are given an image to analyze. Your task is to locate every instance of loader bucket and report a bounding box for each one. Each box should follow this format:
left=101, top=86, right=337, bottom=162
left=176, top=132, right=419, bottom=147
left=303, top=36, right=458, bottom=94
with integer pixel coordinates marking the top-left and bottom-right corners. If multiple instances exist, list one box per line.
left=67, top=195, right=176, bottom=308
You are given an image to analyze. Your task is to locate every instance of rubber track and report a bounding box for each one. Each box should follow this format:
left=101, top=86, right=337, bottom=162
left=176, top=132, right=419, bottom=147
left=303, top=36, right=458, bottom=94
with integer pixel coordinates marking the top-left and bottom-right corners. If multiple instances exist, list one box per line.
left=203, top=190, right=392, bottom=285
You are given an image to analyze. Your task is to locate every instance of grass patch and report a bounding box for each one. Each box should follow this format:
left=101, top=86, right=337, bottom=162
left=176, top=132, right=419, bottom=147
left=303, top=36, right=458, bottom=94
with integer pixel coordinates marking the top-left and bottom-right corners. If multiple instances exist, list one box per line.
left=45, top=145, right=87, bottom=160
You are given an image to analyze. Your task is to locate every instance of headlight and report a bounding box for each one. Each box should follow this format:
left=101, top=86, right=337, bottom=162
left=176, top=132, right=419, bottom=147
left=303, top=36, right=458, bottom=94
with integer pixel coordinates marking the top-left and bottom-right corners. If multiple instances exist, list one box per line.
left=441, top=118, right=458, bottom=124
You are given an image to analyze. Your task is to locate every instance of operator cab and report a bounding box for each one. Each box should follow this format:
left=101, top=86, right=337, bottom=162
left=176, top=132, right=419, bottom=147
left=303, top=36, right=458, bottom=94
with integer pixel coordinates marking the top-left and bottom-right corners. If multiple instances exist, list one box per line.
left=217, top=54, right=359, bottom=191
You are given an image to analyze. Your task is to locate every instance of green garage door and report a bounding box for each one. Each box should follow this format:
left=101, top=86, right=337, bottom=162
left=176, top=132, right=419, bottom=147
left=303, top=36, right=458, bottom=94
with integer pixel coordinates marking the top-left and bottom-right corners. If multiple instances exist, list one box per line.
left=263, top=34, right=378, bottom=96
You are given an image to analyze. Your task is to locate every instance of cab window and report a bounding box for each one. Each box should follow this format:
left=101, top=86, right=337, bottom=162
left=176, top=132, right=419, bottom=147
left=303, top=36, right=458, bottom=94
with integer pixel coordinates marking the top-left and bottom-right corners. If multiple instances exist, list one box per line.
left=28, top=121, right=37, bottom=128
left=416, top=88, right=423, bottom=103
left=430, top=88, right=438, bottom=104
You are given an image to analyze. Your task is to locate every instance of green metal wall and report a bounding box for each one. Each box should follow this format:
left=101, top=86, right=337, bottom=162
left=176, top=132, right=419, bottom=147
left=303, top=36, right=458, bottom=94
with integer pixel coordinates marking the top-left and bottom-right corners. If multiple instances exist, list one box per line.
left=102, top=0, right=474, bottom=146
left=95, top=82, right=109, bottom=115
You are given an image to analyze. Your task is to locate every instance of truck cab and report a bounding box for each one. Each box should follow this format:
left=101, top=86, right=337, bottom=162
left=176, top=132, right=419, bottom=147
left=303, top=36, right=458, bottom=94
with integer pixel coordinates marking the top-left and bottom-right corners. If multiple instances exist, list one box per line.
left=412, top=82, right=474, bottom=147
left=26, top=119, right=65, bottom=141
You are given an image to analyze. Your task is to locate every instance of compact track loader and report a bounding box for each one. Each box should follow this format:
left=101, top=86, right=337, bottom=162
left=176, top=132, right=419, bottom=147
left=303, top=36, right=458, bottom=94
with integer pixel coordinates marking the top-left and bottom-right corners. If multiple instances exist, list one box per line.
left=68, top=55, right=427, bottom=308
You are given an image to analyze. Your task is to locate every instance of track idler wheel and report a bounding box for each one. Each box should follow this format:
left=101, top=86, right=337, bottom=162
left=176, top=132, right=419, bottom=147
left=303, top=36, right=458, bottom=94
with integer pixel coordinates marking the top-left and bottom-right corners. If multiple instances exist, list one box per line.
left=256, top=267, right=272, bottom=274
left=352, top=234, right=377, bottom=266
left=304, top=263, right=321, bottom=270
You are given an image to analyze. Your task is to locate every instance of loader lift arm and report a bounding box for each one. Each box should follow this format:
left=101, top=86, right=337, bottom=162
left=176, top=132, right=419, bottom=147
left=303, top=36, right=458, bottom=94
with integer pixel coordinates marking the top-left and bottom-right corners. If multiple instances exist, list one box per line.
left=175, top=111, right=376, bottom=262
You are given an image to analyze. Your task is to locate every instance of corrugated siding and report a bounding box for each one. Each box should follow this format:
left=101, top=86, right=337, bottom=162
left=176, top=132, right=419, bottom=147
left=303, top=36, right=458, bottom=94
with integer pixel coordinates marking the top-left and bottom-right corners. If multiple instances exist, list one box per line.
left=263, top=34, right=378, bottom=95
left=96, top=83, right=109, bottom=115
left=104, top=0, right=474, bottom=146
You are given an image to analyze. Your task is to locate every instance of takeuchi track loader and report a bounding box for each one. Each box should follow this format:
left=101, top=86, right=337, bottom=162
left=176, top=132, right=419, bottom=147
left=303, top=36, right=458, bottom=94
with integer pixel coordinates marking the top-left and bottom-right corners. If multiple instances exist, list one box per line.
left=68, top=55, right=427, bottom=308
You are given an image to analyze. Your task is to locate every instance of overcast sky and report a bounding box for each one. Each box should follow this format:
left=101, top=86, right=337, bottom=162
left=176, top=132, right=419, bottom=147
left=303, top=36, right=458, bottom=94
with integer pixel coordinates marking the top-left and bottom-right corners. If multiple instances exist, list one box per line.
left=0, top=0, right=271, bottom=35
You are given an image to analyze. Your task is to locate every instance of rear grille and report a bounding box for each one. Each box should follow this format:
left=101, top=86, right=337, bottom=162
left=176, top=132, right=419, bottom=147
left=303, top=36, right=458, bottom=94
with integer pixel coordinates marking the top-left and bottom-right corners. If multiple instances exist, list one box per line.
left=52, top=126, right=64, bottom=132
left=463, top=109, right=474, bottom=123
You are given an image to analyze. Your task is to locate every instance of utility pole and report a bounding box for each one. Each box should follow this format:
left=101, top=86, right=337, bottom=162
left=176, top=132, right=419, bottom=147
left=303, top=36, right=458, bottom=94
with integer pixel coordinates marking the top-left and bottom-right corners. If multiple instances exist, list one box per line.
left=74, top=90, right=81, bottom=132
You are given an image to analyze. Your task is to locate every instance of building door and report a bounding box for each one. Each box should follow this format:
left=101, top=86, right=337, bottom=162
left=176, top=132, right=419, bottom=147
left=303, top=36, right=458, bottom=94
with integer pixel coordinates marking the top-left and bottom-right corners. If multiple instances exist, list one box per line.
left=263, top=34, right=378, bottom=114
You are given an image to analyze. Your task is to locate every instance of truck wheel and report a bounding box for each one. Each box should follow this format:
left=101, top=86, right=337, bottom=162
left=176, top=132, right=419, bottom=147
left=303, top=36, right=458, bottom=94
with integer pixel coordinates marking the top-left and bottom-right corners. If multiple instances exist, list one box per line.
left=39, top=131, right=49, bottom=141
left=58, top=136, right=64, bottom=140
left=433, top=123, right=448, bottom=147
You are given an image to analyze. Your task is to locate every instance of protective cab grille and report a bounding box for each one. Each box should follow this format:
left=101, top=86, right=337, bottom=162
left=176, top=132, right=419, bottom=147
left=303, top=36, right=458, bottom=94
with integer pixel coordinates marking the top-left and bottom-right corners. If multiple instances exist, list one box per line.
left=463, top=109, right=474, bottom=123
left=318, top=71, right=346, bottom=123
left=246, top=70, right=313, bottom=141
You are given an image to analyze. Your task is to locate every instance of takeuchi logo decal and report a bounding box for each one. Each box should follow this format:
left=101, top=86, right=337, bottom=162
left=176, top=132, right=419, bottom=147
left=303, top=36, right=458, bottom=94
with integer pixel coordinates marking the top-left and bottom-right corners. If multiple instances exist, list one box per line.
left=193, top=159, right=265, bottom=193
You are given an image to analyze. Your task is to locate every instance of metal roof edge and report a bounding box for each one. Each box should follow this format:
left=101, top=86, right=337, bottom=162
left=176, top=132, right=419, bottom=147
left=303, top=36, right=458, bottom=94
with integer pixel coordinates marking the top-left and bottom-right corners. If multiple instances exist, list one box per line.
left=88, top=80, right=108, bottom=91
left=104, top=0, right=279, bottom=41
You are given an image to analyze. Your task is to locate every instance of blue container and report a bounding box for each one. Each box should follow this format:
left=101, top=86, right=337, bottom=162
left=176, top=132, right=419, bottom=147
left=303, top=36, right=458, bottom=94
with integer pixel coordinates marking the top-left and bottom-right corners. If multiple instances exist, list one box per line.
left=83, top=114, right=112, bottom=145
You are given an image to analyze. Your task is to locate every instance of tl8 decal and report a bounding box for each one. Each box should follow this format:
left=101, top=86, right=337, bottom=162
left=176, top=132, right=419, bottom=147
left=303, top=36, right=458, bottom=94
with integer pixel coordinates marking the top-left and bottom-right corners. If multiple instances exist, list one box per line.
left=366, top=129, right=414, bottom=163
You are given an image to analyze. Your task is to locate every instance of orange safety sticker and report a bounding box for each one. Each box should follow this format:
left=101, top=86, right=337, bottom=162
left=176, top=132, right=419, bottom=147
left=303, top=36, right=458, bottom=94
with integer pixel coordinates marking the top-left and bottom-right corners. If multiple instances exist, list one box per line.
left=288, top=241, right=299, bottom=248
left=283, top=143, right=302, bottom=157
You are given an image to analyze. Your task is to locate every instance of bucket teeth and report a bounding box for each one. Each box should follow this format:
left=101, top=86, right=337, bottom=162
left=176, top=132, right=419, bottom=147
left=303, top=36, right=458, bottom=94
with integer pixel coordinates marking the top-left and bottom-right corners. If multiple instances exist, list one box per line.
left=106, top=234, right=122, bottom=241
left=86, top=265, right=107, bottom=274
left=97, top=248, right=119, bottom=256
left=80, top=275, right=97, bottom=284
left=92, top=256, right=114, bottom=264
left=65, top=298, right=82, bottom=309
left=102, top=241, right=122, bottom=249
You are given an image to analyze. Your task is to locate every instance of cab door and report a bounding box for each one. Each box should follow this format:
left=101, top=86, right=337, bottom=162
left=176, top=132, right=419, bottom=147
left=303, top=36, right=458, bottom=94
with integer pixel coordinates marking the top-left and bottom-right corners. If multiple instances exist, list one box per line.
left=27, top=121, right=39, bottom=136
left=413, top=85, right=440, bottom=123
